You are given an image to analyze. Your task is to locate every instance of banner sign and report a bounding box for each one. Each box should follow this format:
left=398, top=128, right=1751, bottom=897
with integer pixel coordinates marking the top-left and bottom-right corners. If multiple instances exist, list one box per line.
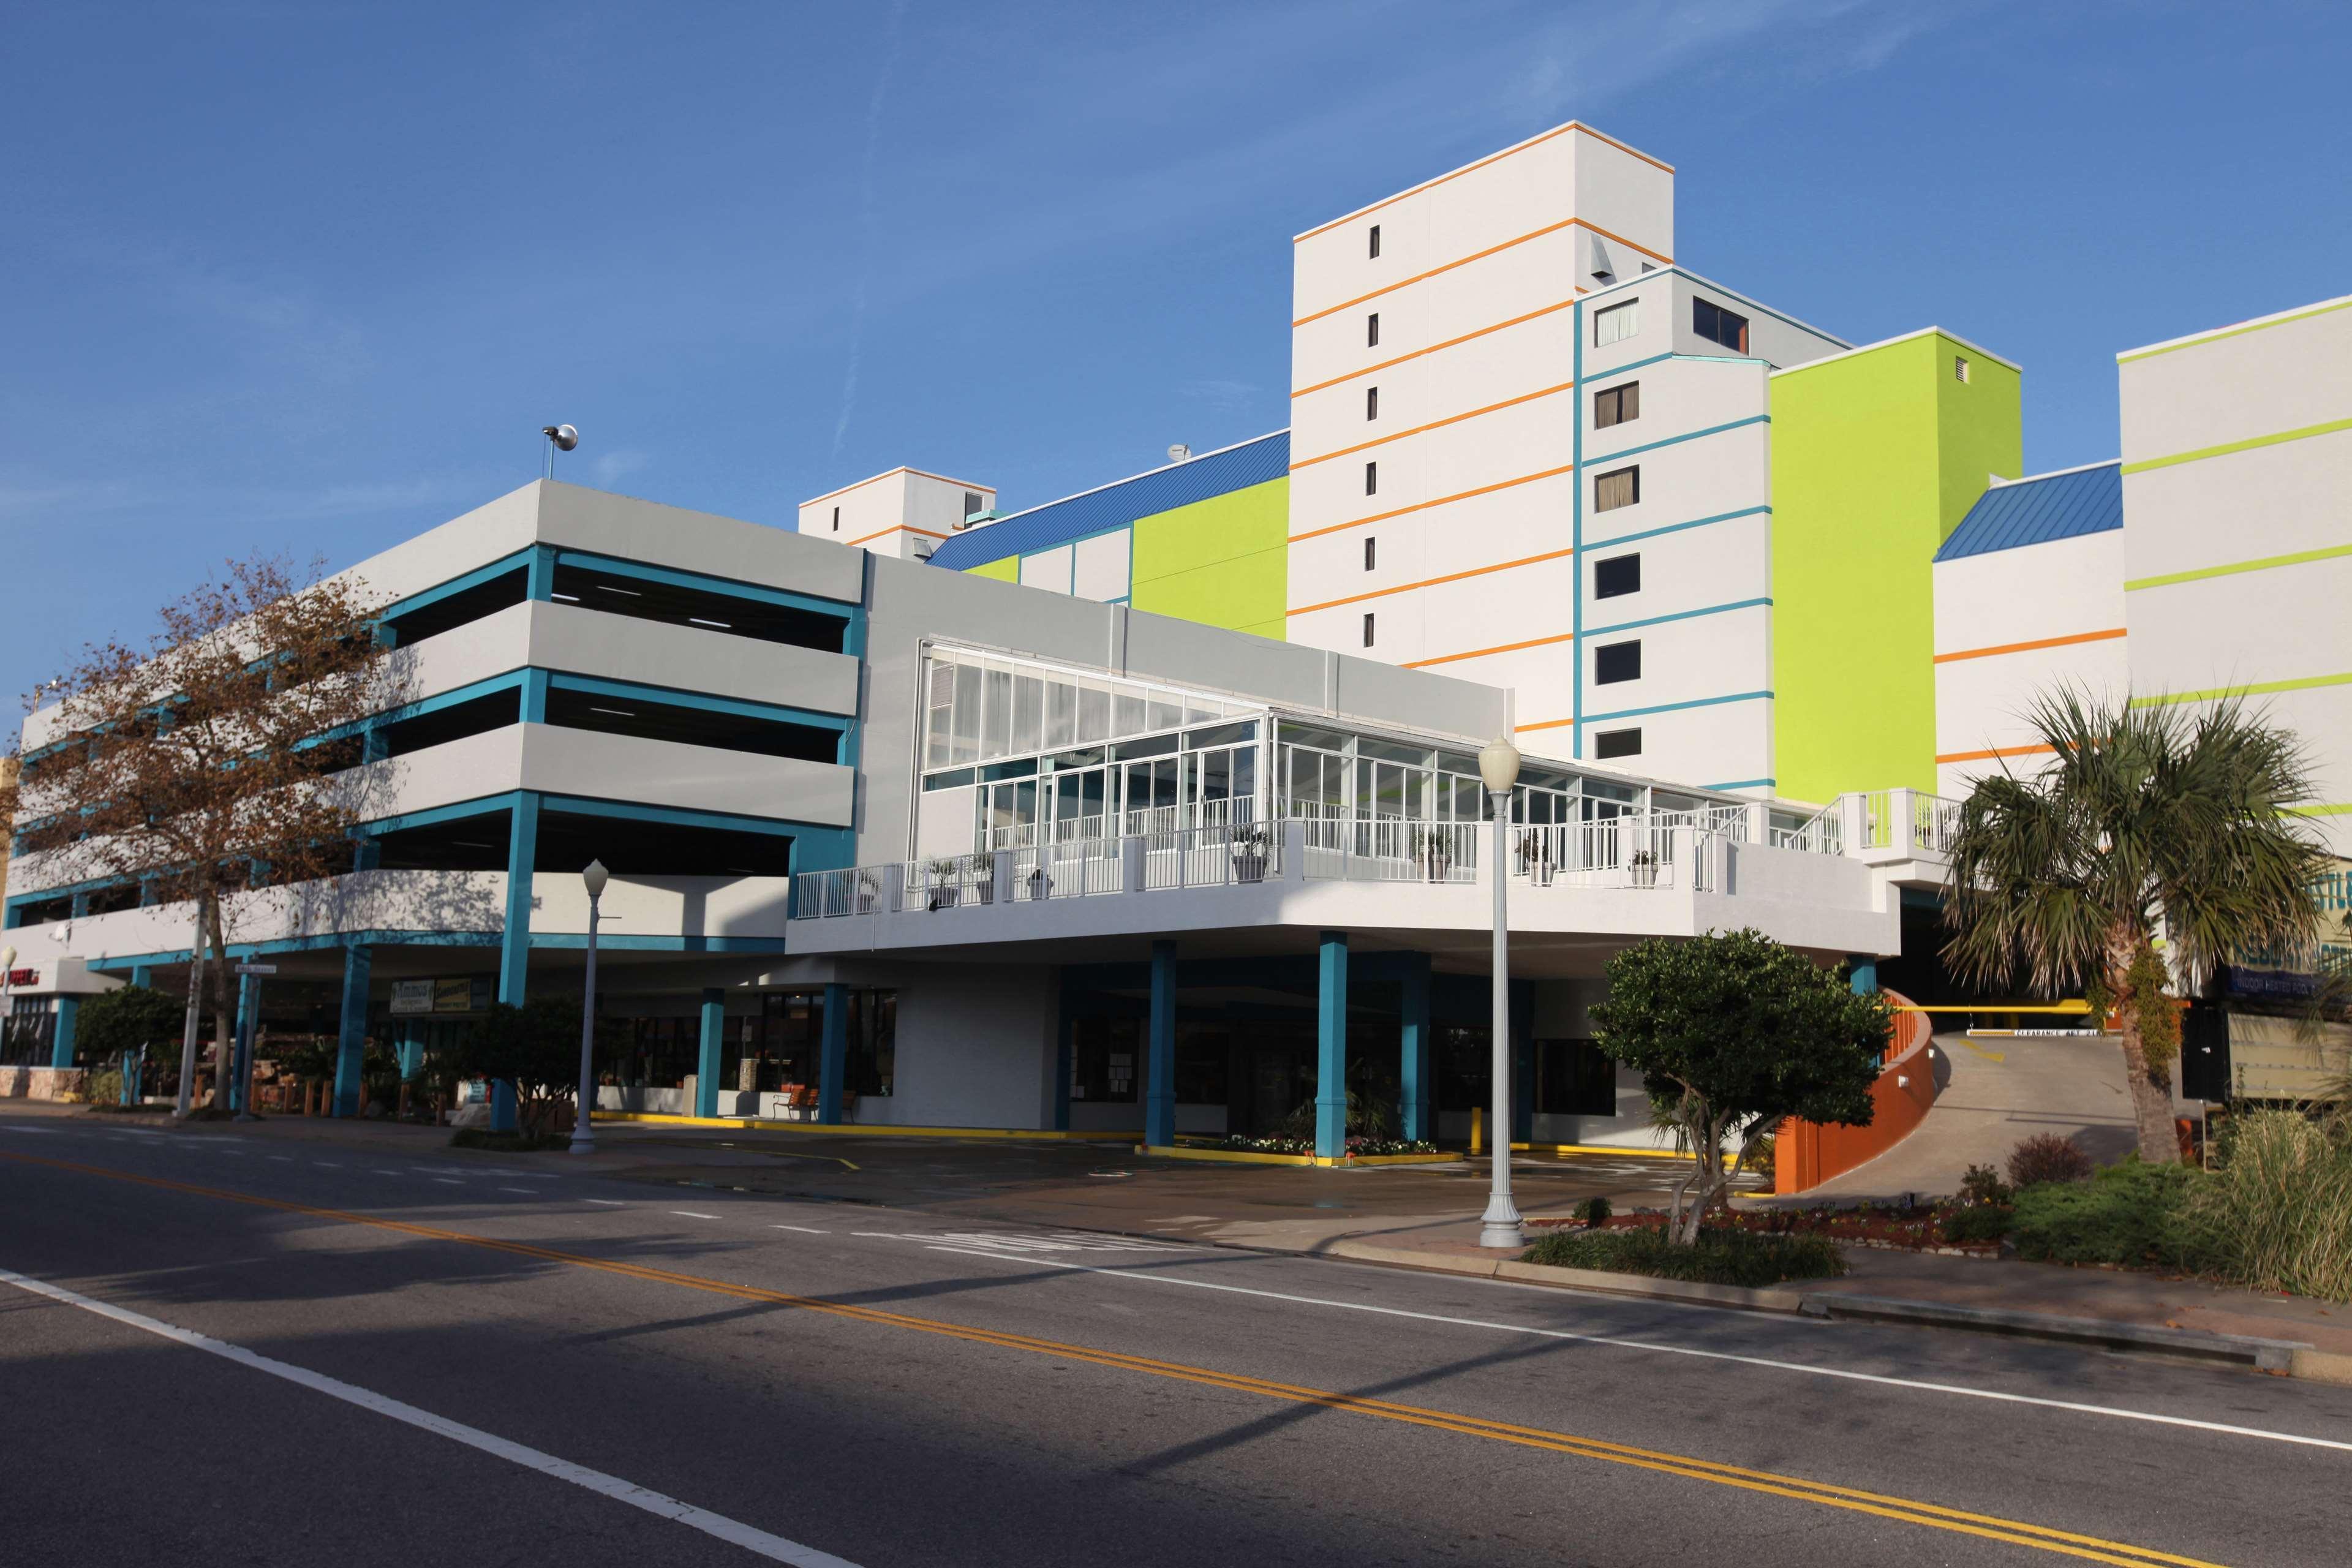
left=389, top=979, right=435, bottom=1016
left=433, top=977, right=480, bottom=1014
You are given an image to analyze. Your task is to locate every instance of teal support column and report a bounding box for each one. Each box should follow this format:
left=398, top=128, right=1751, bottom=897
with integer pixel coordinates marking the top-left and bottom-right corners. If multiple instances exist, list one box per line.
left=1052, top=971, right=1076, bottom=1132
left=524, top=544, right=558, bottom=603
left=695, top=988, right=725, bottom=1118
left=1145, top=941, right=1177, bottom=1148
left=1399, top=952, right=1431, bottom=1144
left=816, top=982, right=849, bottom=1123
left=398, top=1021, right=423, bottom=1082
left=230, top=971, right=256, bottom=1113
left=130, top=965, right=154, bottom=990
left=1315, top=931, right=1349, bottom=1160
left=500, top=793, right=541, bottom=1006
left=333, top=945, right=371, bottom=1117
left=1849, top=956, right=1879, bottom=995
left=50, top=997, right=80, bottom=1068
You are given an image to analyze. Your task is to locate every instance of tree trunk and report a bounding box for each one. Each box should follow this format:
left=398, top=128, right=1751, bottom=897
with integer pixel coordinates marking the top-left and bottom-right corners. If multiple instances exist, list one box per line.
left=1670, top=1112, right=1726, bottom=1246
left=206, top=899, right=235, bottom=1113
left=2107, top=937, right=2180, bottom=1165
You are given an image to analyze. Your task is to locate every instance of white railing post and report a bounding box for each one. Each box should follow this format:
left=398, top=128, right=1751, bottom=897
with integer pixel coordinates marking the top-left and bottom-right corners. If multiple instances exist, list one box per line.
left=1283, top=820, right=1306, bottom=884
left=992, top=849, right=1013, bottom=905
left=1745, top=801, right=1768, bottom=845
left=1890, top=788, right=1917, bottom=855
left=883, top=863, right=905, bottom=914
left=1121, top=835, right=1146, bottom=894
left=1839, top=793, right=1868, bottom=858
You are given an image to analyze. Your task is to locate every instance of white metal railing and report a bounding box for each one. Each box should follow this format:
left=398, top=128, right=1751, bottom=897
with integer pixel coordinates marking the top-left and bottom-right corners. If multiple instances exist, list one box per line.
left=1009, top=837, right=1124, bottom=902
left=795, top=865, right=886, bottom=919
left=902, top=851, right=997, bottom=912
left=1299, top=818, right=1481, bottom=884
left=1913, top=792, right=1961, bottom=856
left=1771, top=803, right=1843, bottom=856
left=1141, top=821, right=1282, bottom=891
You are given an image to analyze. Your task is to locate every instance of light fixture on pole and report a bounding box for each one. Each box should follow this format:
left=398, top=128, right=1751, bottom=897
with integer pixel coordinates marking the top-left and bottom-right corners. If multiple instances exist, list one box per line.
left=1476, top=733, right=1525, bottom=1250
left=541, top=423, right=578, bottom=481
left=570, top=859, right=608, bottom=1155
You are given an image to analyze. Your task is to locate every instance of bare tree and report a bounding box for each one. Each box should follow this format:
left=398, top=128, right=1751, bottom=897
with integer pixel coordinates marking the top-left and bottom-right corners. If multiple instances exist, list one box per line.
left=11, top=554, right=406, bottom=1114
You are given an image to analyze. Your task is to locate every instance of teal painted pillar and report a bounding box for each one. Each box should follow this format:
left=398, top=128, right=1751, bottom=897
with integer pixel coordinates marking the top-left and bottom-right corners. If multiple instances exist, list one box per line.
left=398, top=1020, right=423, bottom=1082
left=816, top=982, right=849, bottom=1123
left=1849, top=956, right=1879, bottom=995
left=1145, top=941, right=1177, bottom=1147
left=1399, top=952, right=1431, bottom=1144
left=695, top=988, right=725, bottom=1118
left=525, top=544, right=558, bottom=602
left=500, top=793, right=540, bottom=1006
left=333, top=945, right=371, bottom=1117
left=129, top=965, right=154, bottom=989
left=230, top=971, right=257, bottom=1113
left=50, top=996, right=79, bottom=1068
left=1315, top=931, right=1348, bottom=1160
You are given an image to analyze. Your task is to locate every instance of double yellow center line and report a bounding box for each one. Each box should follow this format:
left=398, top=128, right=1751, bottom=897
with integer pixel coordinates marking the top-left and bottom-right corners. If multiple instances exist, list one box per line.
left=6, top=1150, right=2226, bottom=1568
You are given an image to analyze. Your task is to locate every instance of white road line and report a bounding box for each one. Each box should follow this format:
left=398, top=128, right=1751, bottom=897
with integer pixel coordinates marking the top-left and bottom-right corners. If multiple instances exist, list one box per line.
left=917, top=1246, right=2352, bottom=1455
left=374, top=1169, right=402, bottom=1177
left=671, top=1211, right=722, bottom=1221
left=432, top=1178, right=463, bottom=1186
left=770, top=1225, right=827, bottom=1235
left=314, top=1162, right=343, bottom=1169
left=0, top=1266, right=861, bottom=1567
left=498, top=1188, right=539, bottom=1195
left=583, top=1198, right=627, bottom=1206
left=268, top=1156, right=295, bottom=1163
left=850, top=1232, right=897, bottom=1238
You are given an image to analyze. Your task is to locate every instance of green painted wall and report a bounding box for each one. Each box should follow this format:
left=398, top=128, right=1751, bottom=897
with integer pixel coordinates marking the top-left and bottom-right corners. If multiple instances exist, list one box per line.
left=966, top=555, right=1018, bottom=583
left=1130, top=477, right=1289, bottom=639
left=1771, top=333, right=2021, bottom=804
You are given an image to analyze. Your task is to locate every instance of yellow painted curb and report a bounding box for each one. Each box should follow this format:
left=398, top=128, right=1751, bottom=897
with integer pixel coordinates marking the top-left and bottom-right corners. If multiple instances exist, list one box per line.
left=1140, top=1144, right=1455, bottom=1167
left=590, top=1111, right=1139, bottom=1142
left=1509, top=1142, right=1688, bottom=1159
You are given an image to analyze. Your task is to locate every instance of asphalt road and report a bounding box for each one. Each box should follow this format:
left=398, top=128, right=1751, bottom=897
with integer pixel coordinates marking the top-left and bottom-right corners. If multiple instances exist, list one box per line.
left=4, top=1113, right=2348, bottom=1567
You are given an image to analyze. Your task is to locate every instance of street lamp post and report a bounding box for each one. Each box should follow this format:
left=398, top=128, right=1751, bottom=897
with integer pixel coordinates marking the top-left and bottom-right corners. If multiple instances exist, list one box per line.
left=1477, top=734, right=1525, bottom=1250
left=570, top=859, right=608, bottom=1155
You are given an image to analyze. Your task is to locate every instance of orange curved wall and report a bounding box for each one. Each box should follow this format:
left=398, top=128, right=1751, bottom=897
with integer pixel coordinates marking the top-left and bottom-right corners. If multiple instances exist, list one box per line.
left=1774, top=989, right=1937, bottom=1196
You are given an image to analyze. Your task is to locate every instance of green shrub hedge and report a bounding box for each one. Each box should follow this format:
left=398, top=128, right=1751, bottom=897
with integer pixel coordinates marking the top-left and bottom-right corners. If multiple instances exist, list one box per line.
left=2008, top=1159, right=2198, bottom=1268
left=1524, top=1224, right=1846, bottom=1287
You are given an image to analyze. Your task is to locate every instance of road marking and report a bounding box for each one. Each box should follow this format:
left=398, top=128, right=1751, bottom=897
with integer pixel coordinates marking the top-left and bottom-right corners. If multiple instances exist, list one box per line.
left=313, top=1162, right=343, bottom=1169
left=5, top=1150, right=2332, bottom=1563
left=583, top=1198, right=627, bottom=1206
left=498, top=1188, right=539, bottom=1195
left=432, top=1178, right=463, bottom=1186
left=770, top=1225, right=828, bottom=1235
left=0, top=1265, right=861, bottom=1567
left=268, top=1155, right=295, bottom=1163
left=671, top=1211, right=723, bottom=1221
left=0, top=1125, right=58, bottom=1134
left=374, top=1169, right=402, bottom=1176
left=917, top=1244, right=2352, bottom=1453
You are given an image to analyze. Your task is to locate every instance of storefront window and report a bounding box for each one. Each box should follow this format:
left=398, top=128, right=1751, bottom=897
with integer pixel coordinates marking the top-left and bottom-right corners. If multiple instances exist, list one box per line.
left=848, top=989, right=895, bottom=1096
left=1534, top=1039, right=1617, bottom=1115
left=1069, top=1016, right=1140, bottom=1102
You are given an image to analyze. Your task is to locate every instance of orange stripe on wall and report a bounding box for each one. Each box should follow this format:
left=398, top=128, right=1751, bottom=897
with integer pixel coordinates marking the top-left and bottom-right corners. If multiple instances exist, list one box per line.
left=846, top=524, right=949, bottom=548
left=1291, top=298, right=1577, bottom=398
left=1288, top=546, right=1577, bottom=616
left=1404, top=631, right=1576, bottom=669
left=1287, top=462, right=1577, bottom=543
left=1935, top=742, right=2057, bottom=764
left=1291, top=218, right=1671, bottom=328
left=1933, top=627, right=2127, bottom=665
left=1513, top=715, right=1575, bottom=734
left=1290, top=380, right=1578, bottom=469
left=1292, top=123, right=1672, bottom=243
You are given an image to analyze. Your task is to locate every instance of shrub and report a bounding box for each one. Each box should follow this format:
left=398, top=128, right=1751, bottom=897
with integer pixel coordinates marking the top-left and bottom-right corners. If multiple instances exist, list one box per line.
left=1940, top=1204, right=2013, bottom=1245
left=1523, top=1223, right=1846, bottom=1287
left=2007, top=1133, right=2093, bottom=1189
left=1580, top=1196, right=1613, bottom=1229
left=450, top=1128, right=571, bottom=1153
left=2008, top=1158, right=2199, bottom=1267
left=1743, top=1133, right=1776, bottom=1185
left=2181, top=1110, right=2352, bottom=1303
left=1959, top=1163, right=2013, bottom=1205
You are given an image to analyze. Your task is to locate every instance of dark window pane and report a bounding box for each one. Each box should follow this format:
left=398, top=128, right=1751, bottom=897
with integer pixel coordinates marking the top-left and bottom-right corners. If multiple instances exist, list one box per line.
left=1594, top=640, right=1641, bottom=684
left=1594, top=554, right=1640, bottom=599
left=1594, top=728, right=1642, bottom=760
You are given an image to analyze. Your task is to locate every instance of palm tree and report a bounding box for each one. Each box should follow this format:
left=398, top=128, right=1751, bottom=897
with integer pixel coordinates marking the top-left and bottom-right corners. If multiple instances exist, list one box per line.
left=1943, top=688, right=2328, bottom=1163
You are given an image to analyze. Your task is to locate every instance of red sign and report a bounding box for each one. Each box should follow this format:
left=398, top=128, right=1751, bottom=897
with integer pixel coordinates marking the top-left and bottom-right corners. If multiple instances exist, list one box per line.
left=4, top=969, right=34, bottom=987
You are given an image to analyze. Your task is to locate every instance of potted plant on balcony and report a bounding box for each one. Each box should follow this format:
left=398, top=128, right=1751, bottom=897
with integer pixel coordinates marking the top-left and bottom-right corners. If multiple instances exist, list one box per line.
left=1516, top=827, right=1556, bottom=888
left=1025, top=864, right=1052, bottom=900
left=925, top=858, right=962, bottom=911
left=1630, top=848, right=1659, bottom=889
left=1411, top=824, right=1453, bottom=883
left=1229, top=824, right=1270, bottom=883
left=854, top=869, right=882, bottom=914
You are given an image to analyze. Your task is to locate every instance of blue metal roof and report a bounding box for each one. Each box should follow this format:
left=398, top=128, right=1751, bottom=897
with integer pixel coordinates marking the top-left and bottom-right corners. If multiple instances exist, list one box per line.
left=926, top=431, right=1289, bottom=570
left=1936, top=461, right=2123, bottom=562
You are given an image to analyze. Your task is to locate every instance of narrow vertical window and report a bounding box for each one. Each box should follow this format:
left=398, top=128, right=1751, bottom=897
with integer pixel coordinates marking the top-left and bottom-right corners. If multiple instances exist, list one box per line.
left=1368, top=224, right=1381, bottom=259
left=1364, top=461, right=1378, bottom=496
left=1362, top=612, right=1375, bottom=648
left=831, top=506, right=840, bottom=533
left=1363, top=537, right=1376, bottom=571
left=963, top=490, right=984, bottom=518
left=1366, top=385, right=1378, bottom=420
left=1954, top=355, right=1970, bottom=383
left=1366, top=312, right=1381, bottom=348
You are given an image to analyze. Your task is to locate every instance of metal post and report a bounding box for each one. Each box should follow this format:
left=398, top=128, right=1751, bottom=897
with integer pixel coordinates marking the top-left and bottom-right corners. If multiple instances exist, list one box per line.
left=570, top=887, right=601, bottom=1153
left=1479, top=788, right=1524, bottom=1248
left=234, top=970, right=262, bottom=1121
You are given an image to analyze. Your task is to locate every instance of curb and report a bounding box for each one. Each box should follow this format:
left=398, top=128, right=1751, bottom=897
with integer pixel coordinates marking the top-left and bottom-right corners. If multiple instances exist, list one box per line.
left=1796, top=1294, right=2312, bottom=1373
left=1325, top=1240, right=2340, bottom=1380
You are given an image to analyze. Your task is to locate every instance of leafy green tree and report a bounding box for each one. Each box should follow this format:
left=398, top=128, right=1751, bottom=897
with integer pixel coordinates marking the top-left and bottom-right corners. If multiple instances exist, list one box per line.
left=1943, top=689, right=2328, bottom=1163
left=1591, top=929, right=1890, bottom=1243
left=73, top=985, right=188, bottom=1068
left=449, top=996, right=624, bottom=1137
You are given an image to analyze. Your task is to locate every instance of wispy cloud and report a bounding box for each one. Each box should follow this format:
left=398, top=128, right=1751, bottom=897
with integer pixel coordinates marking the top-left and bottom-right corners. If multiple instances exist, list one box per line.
left=1180, top=379, right=1261, bottom=416
left=590, top=447, right=649, bottom=488
left=832, top=0, right=912, bottom=456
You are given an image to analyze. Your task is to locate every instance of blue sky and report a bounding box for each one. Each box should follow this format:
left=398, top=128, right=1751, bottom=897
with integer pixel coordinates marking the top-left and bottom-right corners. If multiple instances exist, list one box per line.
left=4, top=1, right=2346, bottom=693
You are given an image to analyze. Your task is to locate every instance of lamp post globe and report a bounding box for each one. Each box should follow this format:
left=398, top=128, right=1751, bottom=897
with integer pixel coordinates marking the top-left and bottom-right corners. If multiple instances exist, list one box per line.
left=571, top=860, right=609, bottom=1154
left=1477, top=734, right=1525, bottom=1250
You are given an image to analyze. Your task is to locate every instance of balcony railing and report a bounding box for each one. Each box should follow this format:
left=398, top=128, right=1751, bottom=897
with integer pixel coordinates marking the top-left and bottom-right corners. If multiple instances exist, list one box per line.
left=1299, top=818, right=1481, bottom=884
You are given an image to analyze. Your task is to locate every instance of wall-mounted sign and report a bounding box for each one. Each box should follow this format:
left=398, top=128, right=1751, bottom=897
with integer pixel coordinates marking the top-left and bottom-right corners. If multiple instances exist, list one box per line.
left=434, top=977, right=481, bottom=1014
left=4, top=968, right=36, bottom=987
left=389, top=979, right=435, bottom=1016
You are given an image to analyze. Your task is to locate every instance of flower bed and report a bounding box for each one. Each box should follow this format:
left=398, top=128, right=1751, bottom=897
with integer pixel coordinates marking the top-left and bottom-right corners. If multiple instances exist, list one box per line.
left=1530, top=1198, right=2010, bottom=1257
left=1215, top=1134, right=1439, bottom=1158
